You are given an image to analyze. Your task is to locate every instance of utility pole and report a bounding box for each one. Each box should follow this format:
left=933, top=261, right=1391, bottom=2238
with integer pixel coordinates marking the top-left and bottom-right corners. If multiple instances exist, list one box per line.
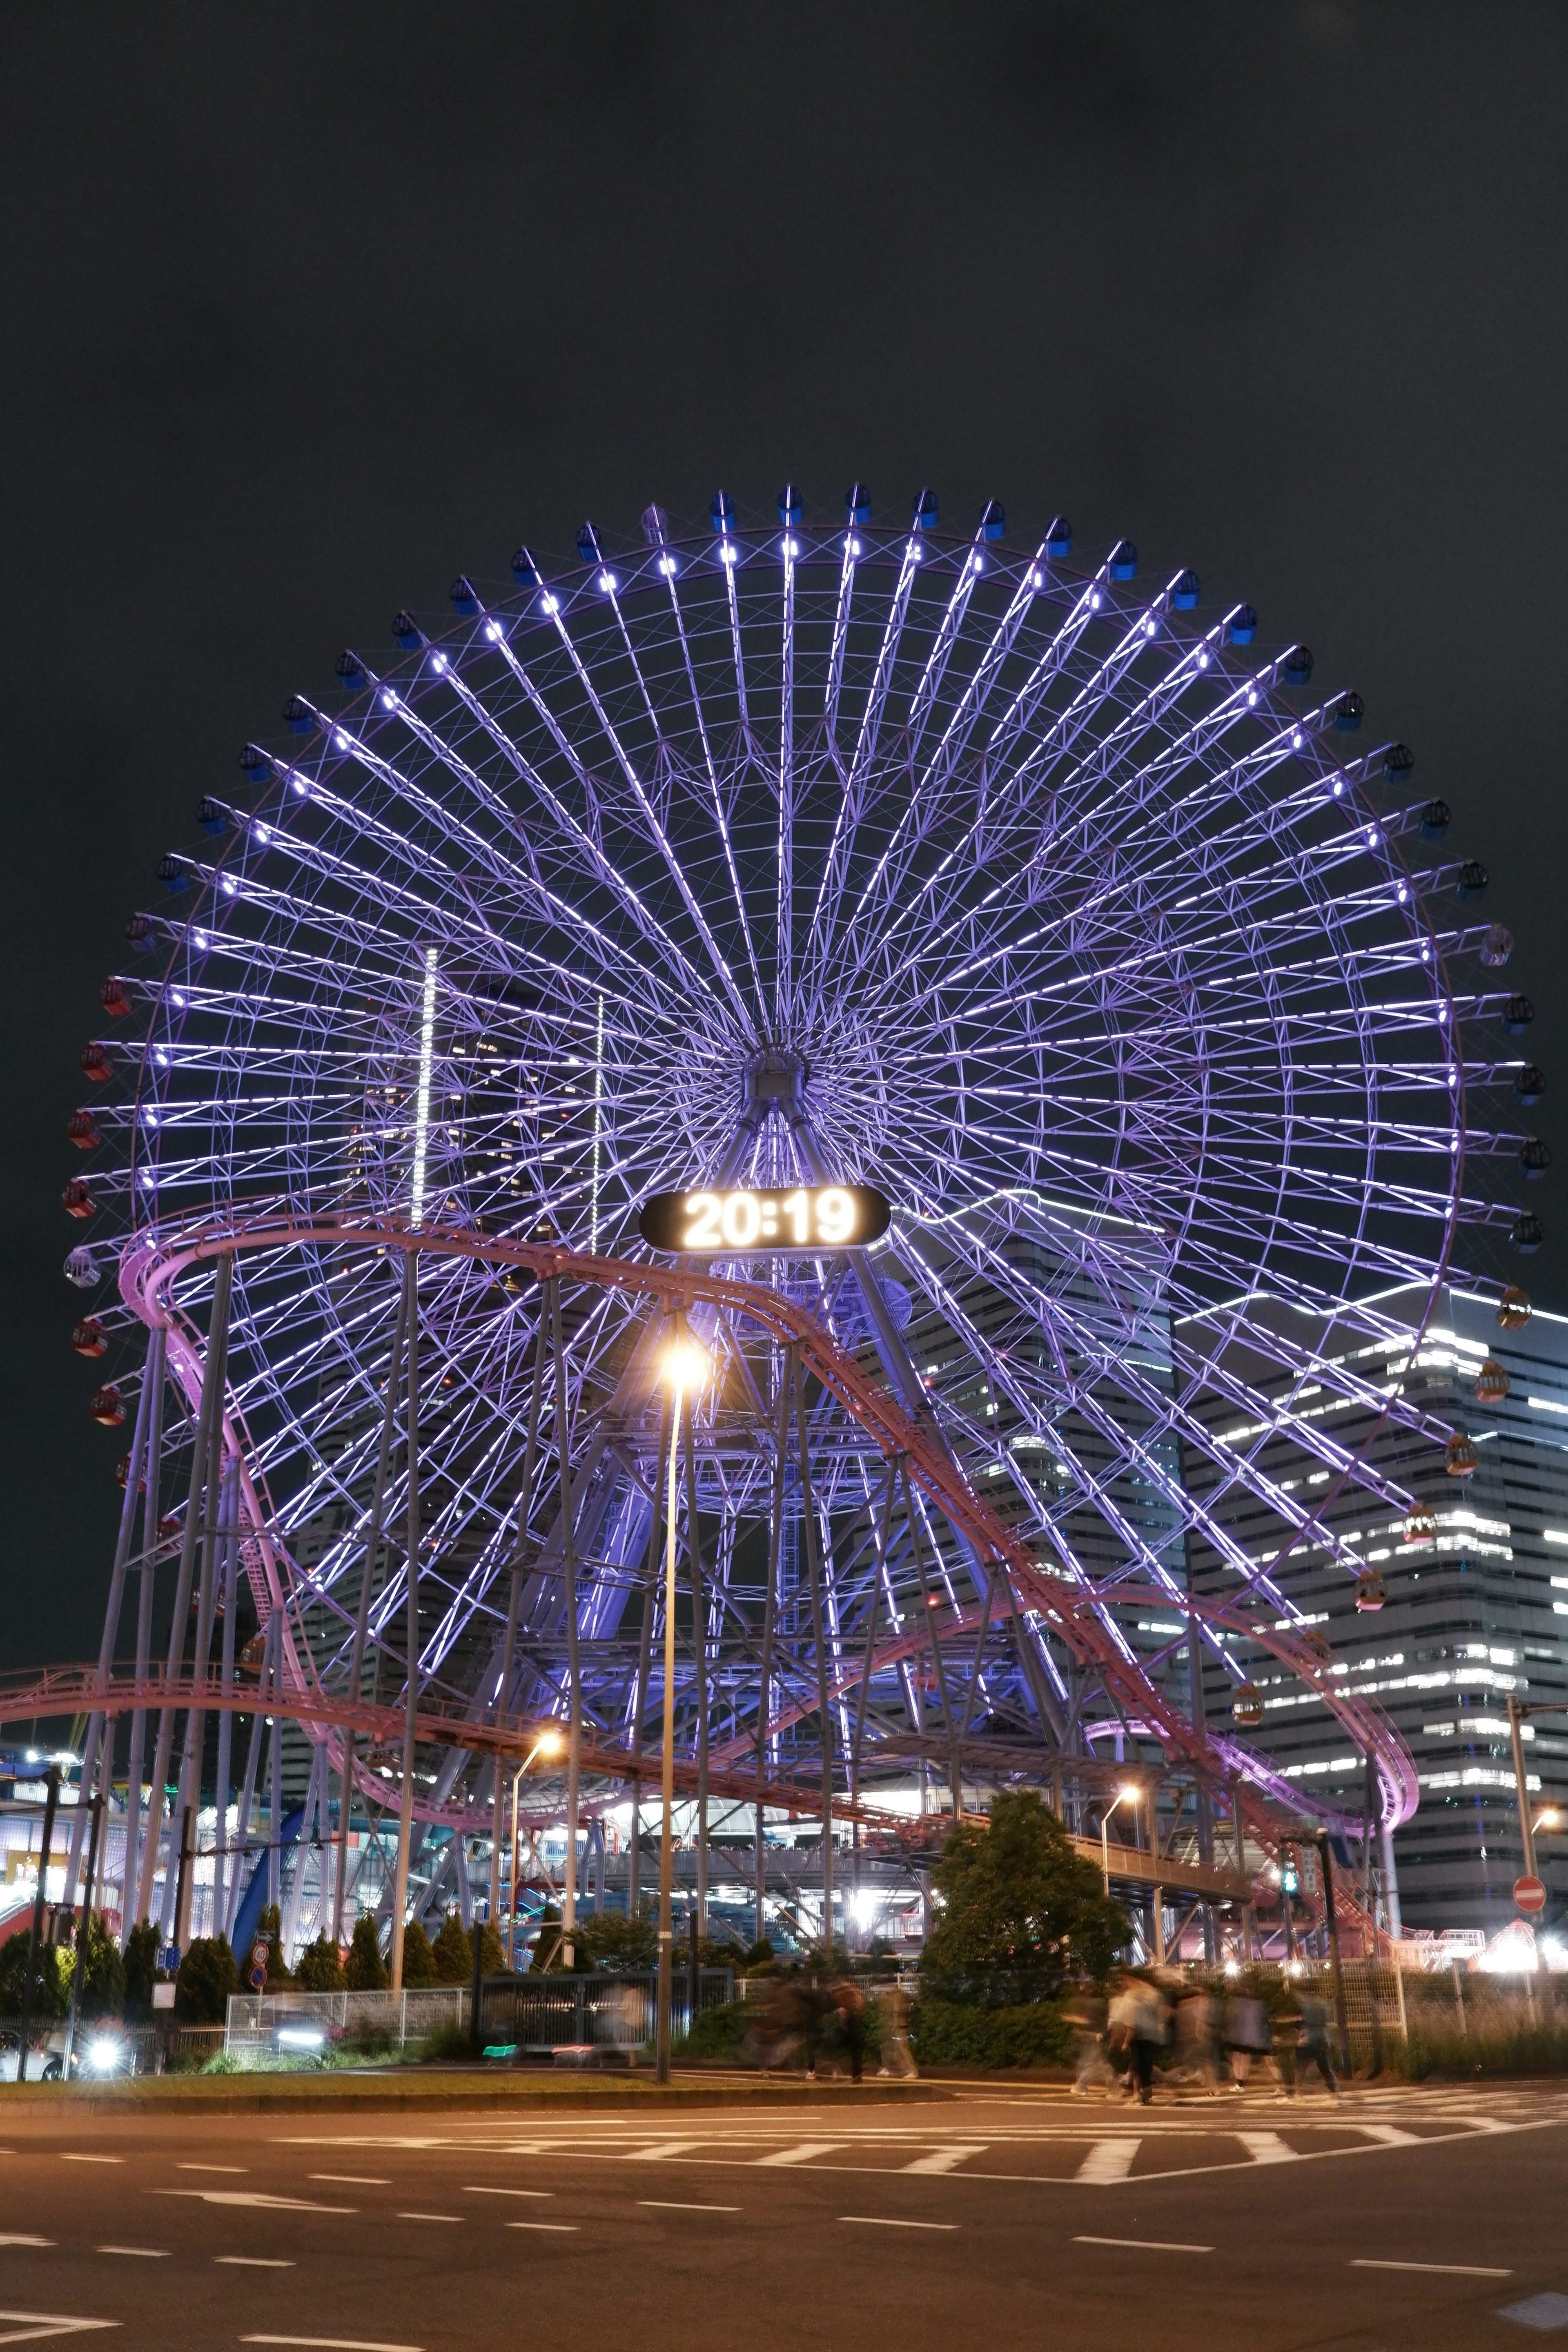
left=17, top=1764, right=61, bottom=2084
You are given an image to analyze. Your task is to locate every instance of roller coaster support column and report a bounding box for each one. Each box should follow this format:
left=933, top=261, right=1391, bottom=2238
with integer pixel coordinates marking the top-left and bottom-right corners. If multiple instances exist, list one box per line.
left=754, top=1352, right=789, bottom=1946
left=124, top=1325, right=165, bottom=1943
left=656, top=1311, right=688, bottom=2084
left=137, top=1251, right=232, bottom=1933
left=66, top=1339, right=154, bottom=1914
left=16, top=1764, right=60, bottom=2083
left=683, top=1388, right=708, bottom=1941
left=334, top=1258, right=409, bottom=1944
left=1315, top=1830, right=1352, bottom=2072
left=795, top=1358, right=834, bottom=1950
left=390, top=1246, right=420, bottom=1992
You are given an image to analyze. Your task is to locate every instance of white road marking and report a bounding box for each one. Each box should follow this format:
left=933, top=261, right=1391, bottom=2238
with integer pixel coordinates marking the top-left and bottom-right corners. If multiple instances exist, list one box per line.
left=628, top=2141, right=707, bottom=2162
left=396, top=2214, right=462, bottom=2225
left=58, top=2159, right=122, bottom=2168
left=1354, top=2125, right=1419, bottom=2147
left=462, top=2188, right=552, bottom=2200
left=756, top=2143, right=848, bottom=2168
left=153, top=2193, right=352, bottom=2215
left=902, top=2146, right=987, bottom=2176
left=839, top=2217, right=957, bottom=2231
left=1076, top=2236, right=1212, bottom=2254
left=215, top=2259, right=294, bottom=2269
left=177, top=2165, right=247, bottom=2175
left=1075, top=2140, right=1138, bottom=2185
left=0, top=2321, right=120, bottom=2345
left=242, top=2339, right=423, bottom=2351
left=638, top=2201, right=740, bottom=2214
left=307, top=2177, right=388, bottom=2187
left=94, top=2250, right=167, bottom=2261
left=505, top=2223, right=578, bottom=2234
left=1238, top=2132, right=1296, bottom=2165
left=1352, top=2258, right=1512, bottom=2276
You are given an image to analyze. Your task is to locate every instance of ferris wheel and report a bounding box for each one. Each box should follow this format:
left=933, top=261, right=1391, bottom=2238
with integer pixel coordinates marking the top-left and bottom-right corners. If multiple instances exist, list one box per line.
left=58, top=484, right=1542, bottom=1951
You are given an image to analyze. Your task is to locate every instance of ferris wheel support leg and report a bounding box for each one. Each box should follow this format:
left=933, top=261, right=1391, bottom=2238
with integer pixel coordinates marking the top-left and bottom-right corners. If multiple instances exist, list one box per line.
left=135, top=1254, right=232, bottom=1935
left=795, top=1365, right=835, bottom=1951
left=550, top=1279, right=582, bottom=1967
left=122, top=1327, right=165, bottom=1944
left=174, top=1254, right=234, bottom=1951
left=210, top=1467, right=240, bottom=1940
left=631, top=1393, right=671, bottom=1933
left=754, top=1352, right=789, bottom=1947
left=225, top=1627, right=270, bottom=1942
left=488, top=1311, right=548, bottom=1930
left=390, top=1248, right=420, bottom=1993
left=66, top=1336, right=156, bottom=1916
left=682, top=1394, right=709, bottom=1942
left=333, top=1260, right=410, bottom=1946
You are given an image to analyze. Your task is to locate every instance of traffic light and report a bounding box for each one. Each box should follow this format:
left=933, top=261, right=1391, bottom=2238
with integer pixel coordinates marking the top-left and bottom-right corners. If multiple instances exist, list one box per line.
left=1281, top=1855, right=1299, bottom=1897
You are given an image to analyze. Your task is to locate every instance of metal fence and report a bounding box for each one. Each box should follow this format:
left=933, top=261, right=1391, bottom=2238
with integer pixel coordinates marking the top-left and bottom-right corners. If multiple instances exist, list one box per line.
left=478, top=1968, right=735, bottom=2054
left=224, top=1987, right=469, bottom=2055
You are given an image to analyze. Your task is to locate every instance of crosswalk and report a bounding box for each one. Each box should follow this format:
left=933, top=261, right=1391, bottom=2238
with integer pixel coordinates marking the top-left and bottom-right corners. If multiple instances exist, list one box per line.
left=272, top=2083, right=1568, bottom=2189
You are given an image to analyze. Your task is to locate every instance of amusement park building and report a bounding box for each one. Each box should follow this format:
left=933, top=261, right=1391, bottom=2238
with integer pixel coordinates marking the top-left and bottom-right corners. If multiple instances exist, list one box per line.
left=1183, top=1286, right=1568, bottom=1939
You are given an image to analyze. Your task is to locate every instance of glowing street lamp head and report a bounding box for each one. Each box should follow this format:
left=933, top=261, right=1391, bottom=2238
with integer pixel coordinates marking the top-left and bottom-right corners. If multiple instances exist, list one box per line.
left=662, top=1334, right=709, bottom=1392
left=532, top=1727, right=565, bottom=1759
left=1116, top=1784, right=1140, bottom=1806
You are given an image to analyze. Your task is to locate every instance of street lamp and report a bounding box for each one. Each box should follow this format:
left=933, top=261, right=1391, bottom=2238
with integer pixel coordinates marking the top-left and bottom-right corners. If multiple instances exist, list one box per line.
left=1533, top=1806, right=1564, bottom=1836
left=1100, top=1784, right=1140, bottom=1897
left=657, top=1324, right=708, bottom=2085
left=507, top=1727, right=565, bottom=1963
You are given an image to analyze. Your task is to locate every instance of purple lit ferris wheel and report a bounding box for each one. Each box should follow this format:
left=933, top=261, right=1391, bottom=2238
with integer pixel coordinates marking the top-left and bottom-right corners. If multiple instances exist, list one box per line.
left=52, top=484, right=1546, bottom=1958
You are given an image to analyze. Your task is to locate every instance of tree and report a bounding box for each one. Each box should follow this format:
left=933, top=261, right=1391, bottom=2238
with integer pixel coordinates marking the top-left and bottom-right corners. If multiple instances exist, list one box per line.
left=123, top=1921, right=158, bottom=2015
left=431, top=1910, right=472, bottom=1983
left=343, top=1916, right=388, bottom=1991
left=920, top=1790, right=1127, bottom=1999
left=74, top=1912, right=126, bottom=2018
left=175, top=1936, right=238, bottom=2024
left=580, top=1909, right=657, bottom=1971
left=0, top=1927, right=69, bottom=2022
left=472, top=1917, right=508, bottom=1976
left=257, top=1904, right=296, bottom=1989
left=295, top=1934, right=344, bottom=1993
left=400, top=1920, right=439, bottom=1986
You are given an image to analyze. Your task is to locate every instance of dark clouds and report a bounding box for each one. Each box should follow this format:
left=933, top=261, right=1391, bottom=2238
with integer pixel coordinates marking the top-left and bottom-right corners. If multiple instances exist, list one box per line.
left=3, top=2, right=1565, bottom=1666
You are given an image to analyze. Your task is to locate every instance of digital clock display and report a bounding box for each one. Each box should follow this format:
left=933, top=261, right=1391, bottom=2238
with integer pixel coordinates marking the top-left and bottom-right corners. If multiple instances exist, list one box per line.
left=639, top=1183, right=892, bottom=1255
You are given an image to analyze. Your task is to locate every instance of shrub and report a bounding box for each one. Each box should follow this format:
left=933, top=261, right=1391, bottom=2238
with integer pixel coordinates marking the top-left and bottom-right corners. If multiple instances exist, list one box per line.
left=74, top=1911, right=126, bottom=2018
left=175, top=1936, right=238, bottom=2025
left=580, top=1909, right=658, bottom=1971
left=910, top=1995, right=1073, bottom=2070
left=257, top=1905, right=296, bottom=1989
left=122, top=1921, right=158, bottom=2015
left=295, top=1935, right=344, bottom=1993
left=430, top=1911, right=508, bottom=1982
left=343, top=1916, right=389, bottom=1991
left=677, top=1999, right=748, bottom=2060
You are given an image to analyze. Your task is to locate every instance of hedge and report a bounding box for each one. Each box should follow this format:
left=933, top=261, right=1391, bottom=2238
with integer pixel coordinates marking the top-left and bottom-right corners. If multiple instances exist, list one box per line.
left=910, top=1996, right=1073, bottom=2069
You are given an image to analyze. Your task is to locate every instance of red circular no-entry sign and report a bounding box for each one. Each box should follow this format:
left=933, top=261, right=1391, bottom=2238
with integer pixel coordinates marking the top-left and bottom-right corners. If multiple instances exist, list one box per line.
left=1515, top=1875, right=1547, bottom=1913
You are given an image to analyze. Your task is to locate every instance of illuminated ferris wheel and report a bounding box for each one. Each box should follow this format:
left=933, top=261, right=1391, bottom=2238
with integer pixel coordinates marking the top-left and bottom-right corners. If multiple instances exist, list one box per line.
left=60, top=483, right=1544, bottom=1949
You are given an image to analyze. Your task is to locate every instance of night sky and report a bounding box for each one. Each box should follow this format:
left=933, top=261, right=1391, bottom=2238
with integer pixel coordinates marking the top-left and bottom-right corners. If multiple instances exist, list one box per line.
left=4, top=3, right=1565, bottom=1673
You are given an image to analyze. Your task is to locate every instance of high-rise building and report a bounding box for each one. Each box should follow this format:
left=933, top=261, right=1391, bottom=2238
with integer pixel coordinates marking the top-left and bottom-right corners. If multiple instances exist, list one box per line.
left=1182, top=1283, right=1568, bottom=1936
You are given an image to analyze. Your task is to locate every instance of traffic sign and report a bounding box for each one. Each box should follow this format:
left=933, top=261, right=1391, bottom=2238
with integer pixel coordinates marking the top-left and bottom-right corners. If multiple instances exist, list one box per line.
left=1515, top=1875, right=1547, bottom=1913
left=250, top=1940, right=269, bottom=1971
left=156, top=1943, right=180, bottom=1972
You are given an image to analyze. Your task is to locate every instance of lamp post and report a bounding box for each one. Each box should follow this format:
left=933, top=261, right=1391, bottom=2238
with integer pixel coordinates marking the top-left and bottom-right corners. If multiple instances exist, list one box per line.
left=657, top=1324, right=706, bottom=2085
left=506, top=1728, right=565, bottom=1964
left=1100, top=1784, right=1140, bottom=1898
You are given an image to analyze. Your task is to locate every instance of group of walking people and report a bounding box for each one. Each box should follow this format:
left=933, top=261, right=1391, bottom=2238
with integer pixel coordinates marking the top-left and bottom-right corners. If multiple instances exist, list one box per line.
left=1069, top=1972, right=1342, bottom=2102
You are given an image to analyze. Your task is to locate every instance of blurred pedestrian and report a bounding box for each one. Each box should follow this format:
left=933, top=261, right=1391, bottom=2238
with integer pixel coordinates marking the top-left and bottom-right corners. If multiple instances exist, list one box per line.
left=1124, top=1972, right=1170, bottom=2105
left=1065, top=1986, right=1113, bottom=2095
left=1223, top=1984, right=1273, bottom=2090
left=1272, top=1984, right=1302, bottom=2099
left=1296, top=1991, right=1341, bottom=2097
left=1172, top=1983, right=1221, bottom=2094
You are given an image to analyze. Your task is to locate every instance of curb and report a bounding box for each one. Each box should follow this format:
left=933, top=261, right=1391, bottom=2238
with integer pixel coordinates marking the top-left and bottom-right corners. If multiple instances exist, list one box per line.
left=0, top=2071, right=943, bottom=2117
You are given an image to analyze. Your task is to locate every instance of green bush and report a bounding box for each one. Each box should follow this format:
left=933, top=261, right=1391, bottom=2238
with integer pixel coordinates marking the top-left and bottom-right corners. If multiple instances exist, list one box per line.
left=1394, top=2019, right=1568, bottom=2081
left=343, top=1916, right=388, bottom=1991
left=580, top=1908, right=658, bottom=1971
left=677, top=1999, right=749, bottom=2060
left=295, top=1934, right=344, bottom=1993
left=256, top=1905, right=295, bottom=1989
left=431, top=1910, right=474, bottom=1982
left=175, top=1936, right=238, bottom=2024
left=419, top=2020, right=476, bottom=2063
left=910, top=1995, right=1074, bottom=2069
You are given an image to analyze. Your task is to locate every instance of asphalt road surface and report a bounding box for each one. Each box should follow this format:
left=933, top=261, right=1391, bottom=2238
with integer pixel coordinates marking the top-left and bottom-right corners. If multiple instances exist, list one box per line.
left=2, top=2078, right=1567, bottom=2350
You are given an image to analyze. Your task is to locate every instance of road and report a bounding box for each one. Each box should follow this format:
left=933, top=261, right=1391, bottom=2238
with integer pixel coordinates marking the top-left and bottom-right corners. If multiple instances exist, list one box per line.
left=1, top=2077, right=1566, bottom=2349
